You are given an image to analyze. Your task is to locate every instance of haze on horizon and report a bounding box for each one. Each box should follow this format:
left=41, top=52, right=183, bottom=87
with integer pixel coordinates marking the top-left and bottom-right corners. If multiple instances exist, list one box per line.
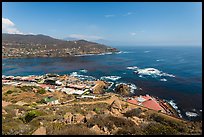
left=2, top=2, right=202, bottom=47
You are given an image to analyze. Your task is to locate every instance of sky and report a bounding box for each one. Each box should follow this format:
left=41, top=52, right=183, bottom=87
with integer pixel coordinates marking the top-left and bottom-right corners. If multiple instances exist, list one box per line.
left=2, top=2, right=202, bottom=46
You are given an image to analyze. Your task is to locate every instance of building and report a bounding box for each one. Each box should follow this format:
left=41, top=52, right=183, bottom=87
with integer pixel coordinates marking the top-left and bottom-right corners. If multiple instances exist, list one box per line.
left=44, top=96, right=59, bottom=105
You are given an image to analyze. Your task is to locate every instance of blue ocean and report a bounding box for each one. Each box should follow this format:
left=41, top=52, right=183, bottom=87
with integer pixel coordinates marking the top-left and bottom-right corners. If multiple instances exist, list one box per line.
left=2, top=46, right=202, bottom=121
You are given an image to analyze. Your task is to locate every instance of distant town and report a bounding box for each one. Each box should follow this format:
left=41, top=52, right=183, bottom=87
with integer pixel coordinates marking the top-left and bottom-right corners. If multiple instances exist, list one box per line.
left=2, top=33, right=119, bottom=58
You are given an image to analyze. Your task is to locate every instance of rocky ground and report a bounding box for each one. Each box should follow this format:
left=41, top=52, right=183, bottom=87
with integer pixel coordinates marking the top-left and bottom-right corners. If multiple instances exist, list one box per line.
left=2, top=85, right=202, bottom=135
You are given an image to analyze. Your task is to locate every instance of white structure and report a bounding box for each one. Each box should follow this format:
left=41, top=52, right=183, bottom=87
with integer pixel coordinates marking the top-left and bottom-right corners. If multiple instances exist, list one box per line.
left=55, top=80, right=62, bottom=86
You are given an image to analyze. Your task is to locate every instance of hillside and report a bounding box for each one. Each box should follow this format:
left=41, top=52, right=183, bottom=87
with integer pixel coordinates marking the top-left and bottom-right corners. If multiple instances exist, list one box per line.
left=2, top=84, right=202, bottom=135
left=2, top=33, right=119, bottom=58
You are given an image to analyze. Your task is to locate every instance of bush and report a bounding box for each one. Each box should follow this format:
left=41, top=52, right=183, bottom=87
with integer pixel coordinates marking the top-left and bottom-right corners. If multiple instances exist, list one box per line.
left=5, top=90, right=13, bottom=95
left=37, top=89, right=46, bottom=94
left=93, top=108, right=100, bottom=113
left=20, top=86, right=35, bottom=92
left=124, top=108, right=142, bottom=117
left=47, top=124, right=97, bottom=135
left=36, top=99, right=46, bottom=104
left=143, top=122, right=179, bottom=135
left=87, top=114, right=137, bottom=131
left=149, top=113, right=188, bottom=133
left=21, top=110, right=42, bottom=123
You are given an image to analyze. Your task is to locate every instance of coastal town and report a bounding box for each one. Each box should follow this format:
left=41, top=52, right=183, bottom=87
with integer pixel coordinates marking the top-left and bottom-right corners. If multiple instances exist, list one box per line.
left=2, top=73, right=179, bottom=117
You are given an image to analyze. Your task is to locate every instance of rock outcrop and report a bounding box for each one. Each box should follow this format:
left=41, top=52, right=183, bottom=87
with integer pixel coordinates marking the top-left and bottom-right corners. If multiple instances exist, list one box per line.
left=110, top=99, right=122, bottom=116
left=92, top=81, right=107, bottom=94
left=64, top=112, right=73, bottom=124
left=115, top=84, right=131, bottom=96
left=32, top=126, right=46, bottom=135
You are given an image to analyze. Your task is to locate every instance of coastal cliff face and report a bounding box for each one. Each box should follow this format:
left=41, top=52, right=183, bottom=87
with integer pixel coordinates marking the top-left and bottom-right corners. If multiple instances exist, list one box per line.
left=2, top=33, right=119, bottom=58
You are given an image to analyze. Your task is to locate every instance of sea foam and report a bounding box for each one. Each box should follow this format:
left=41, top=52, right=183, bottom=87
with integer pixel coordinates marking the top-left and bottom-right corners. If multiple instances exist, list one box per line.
left=126, top=66, right=138, bottom=70
left=70, top=71, right=96, bottom=81
left=185, top=112, right=198, bottom=117
left=160, top=78, right=167, bottom=82
left=100, top=76, right=121, bottom=81
left=127, top=66, right=175, bottom=78
left=166, top=99, right=182, bottom=118
left=79, top=69, right=88, bottom=73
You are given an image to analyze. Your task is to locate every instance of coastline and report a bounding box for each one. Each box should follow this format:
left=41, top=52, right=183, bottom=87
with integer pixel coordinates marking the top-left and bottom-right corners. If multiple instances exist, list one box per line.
left=2, top=51, right=120, bottom=59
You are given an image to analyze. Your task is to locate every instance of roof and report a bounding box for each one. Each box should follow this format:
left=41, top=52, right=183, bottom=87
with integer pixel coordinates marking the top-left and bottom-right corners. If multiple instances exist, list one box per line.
left=137, top=96, right=146, bottom=102
left=142, top=99, right=163, bottom=111
left=127, top=99, right=138, bottom=104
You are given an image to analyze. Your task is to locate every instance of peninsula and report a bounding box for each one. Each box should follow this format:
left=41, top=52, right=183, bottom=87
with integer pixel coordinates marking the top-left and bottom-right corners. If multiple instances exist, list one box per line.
left=2, top=33, right=119, bottom=58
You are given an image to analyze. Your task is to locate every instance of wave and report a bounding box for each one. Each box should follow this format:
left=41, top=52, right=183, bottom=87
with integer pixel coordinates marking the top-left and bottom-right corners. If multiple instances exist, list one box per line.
left=144, top=50, right=150, bottom=53
left=100, top=76, right=121, bottom=81
left=160, top=78, right=167, bottom=82
left=75, top=52, right=113, bottom=57
left=126, top=66, right=138, bottom=70
left=70, top=71, right=96, bottom=81
left=127, top=67, right=176, bottom=78
left=79, top=69, right=88, bottom=73
left=166, top=99, right=182, bottom=118
left=116, top=51, right=131, bottom=54
left=156, top=59, right=164, bottom=62
left=185, top=111, right=199, bottom=117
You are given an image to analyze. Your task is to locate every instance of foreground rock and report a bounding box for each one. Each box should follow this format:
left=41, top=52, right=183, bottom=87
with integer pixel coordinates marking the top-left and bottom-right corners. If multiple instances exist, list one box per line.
left=110, top=99, right=123, bottom=116
left=32, top=126, right=46, bottom=135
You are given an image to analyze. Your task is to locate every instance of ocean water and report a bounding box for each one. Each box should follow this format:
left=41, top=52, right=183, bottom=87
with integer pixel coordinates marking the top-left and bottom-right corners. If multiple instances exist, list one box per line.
left=2, top=46, right=202, bottom=121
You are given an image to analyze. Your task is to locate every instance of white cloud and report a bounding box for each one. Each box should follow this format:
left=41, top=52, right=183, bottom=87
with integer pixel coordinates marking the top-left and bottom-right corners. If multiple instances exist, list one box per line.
left=104, top=14, right=115, bottom=18
left=123, top=12, right=134, bottom=16
left=2, top=18, right=15, bottom=26
left=68, top=34, right=103, bottom=41
left=130, top=30, right=145, bottom=36
left=2, top=17, right=23, bottom=34
left=130, top=32, right=136, bottom=36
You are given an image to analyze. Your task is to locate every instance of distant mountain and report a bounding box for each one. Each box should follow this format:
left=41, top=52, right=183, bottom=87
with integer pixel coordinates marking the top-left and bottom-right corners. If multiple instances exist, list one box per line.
left=63, top=37, right=80, bottom=41
left=2, top=33, right=119, bottom=58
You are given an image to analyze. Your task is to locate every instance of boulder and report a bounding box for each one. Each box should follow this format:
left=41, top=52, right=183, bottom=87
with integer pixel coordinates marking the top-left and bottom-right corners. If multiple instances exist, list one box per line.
left=15, top=101, right=27, bottom=106
left=85, top=111, right=96, bottom=121
left=90, top=125, right=101, bottom=133
left=139, top=112, right=146, bottom=118
left=73, top=113, right=85, bottom=123
left=110, top=99, right=122, bottom=110
left=110, top=99, right=123, bottom=116
left=64, top=112, right=73, bottom=124
left=92, top=81, right=106, bottom=94
left=32, top=126, right=46, bottom=135
left=14, top=109, right=20, bottom=116
left=115, top=84, right=131, bottom=96
left=2, top=109, right=7, bottom=115
left=2, top=101, right=12, bottom=107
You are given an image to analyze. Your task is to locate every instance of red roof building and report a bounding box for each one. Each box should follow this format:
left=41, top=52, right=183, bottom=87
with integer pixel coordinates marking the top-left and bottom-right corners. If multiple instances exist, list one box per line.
left=142, top=99, right=165, bottom=112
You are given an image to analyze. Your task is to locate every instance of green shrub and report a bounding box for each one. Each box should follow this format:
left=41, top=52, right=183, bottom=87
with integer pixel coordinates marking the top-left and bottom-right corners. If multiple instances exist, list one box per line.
left=143, top=122, right=179, bottom=135
left=47, top=124, right=97, bottom=135
left=6, top=90, right=13, bottom=95
left=37, top=88, right=46, bottom=94
left=93, top=107, right=100, bottom=113
left=124, top=108, right=142, bottom=117
left=36, top=99, right=46, bottom=104
left=149, top=113, right=188, bottom=133
left=21, top=110, right=42, bottom=123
